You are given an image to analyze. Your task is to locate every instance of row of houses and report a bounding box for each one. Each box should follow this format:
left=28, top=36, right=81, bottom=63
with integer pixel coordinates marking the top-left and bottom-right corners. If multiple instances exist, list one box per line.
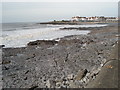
left=71, top=16, right=118, bottom=22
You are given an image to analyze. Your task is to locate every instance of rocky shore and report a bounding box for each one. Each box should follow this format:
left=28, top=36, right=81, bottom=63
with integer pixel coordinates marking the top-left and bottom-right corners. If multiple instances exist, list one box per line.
left=60, top=27, right=104, bottom=30
left=1, top=23, right=118, bottom=88
left=39, top=21, right=110, bottom=25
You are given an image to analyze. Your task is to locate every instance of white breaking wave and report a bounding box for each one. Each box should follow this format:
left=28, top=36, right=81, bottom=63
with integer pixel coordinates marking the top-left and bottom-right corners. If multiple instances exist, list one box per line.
left=1, top=27, right=59, bottom=47
left=47, top=24, right=108, bottom=28
left=1, top=24, right=107, bottom=48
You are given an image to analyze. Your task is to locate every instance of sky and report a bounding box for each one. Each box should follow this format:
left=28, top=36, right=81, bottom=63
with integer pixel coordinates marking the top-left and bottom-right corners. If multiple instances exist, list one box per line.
left=1, top=2, right=119, bottom=23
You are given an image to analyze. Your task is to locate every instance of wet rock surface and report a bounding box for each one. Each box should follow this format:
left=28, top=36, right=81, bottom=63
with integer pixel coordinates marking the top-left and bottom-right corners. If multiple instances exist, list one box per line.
left=2, top=25, right=118, bottom=88
left=60, top=27, right=104, bottom=30
left=27, top=40, right=58, bottom=46
left=0, top=45, right=5, bottom=48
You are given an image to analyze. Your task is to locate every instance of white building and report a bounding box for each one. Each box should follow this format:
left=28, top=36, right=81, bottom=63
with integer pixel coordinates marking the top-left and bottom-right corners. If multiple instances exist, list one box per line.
left=106, top=17, right=118, bottom=21
left=72, top=16, right=87, bottom=21
left=71, top=16, right=117, bottom=22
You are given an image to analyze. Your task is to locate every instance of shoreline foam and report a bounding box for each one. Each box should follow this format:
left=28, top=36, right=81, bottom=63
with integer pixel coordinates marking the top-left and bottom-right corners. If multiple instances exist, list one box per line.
left=1, top=24, right=107, bottom=48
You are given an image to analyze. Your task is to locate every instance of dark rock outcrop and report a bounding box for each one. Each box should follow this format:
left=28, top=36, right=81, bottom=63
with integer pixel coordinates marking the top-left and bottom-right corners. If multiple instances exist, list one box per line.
left=0, top=45, right=5, bottom=48
left=27, top=40, right=58, bottom=46
left=60, top=27, right=103, bottom=30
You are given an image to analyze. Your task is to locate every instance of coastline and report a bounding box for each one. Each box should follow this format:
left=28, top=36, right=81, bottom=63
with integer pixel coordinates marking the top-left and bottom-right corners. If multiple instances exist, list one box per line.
left=39, top=21, right=117, bottom=25
left=1, top=22, right=118, bottom=88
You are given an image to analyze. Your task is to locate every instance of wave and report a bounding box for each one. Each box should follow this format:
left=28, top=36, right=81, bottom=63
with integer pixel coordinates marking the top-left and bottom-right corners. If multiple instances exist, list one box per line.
left=1, top=24, right=107, bottom=48
left=46, top=24, right=108, bottom=28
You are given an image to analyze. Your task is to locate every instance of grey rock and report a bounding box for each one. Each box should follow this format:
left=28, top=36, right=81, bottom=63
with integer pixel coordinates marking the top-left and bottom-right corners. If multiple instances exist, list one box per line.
left=75, top=69, right=88, bottom=80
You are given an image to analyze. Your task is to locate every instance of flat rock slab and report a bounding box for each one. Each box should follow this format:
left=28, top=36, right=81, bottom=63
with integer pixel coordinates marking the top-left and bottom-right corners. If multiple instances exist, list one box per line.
left=86, top=44, right=118, bottom=88
left=86, top=60, right=118, bottom=88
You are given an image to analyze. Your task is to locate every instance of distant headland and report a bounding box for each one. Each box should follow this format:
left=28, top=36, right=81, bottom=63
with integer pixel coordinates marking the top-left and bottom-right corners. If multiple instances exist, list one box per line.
left=39, top=16, right=118, bottom=25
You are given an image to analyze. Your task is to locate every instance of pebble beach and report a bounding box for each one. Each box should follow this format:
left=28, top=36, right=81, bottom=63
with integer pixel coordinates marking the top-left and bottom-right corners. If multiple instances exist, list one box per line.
left=1, top=22, right=118, bottom=88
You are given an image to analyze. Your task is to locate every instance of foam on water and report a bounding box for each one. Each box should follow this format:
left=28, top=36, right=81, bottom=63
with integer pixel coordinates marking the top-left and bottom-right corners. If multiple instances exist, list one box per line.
left=1, top=24, right=107, bottom=48
left=1, top=29, right=90, bottom=47
left=47, top=24, right=108, bottom=28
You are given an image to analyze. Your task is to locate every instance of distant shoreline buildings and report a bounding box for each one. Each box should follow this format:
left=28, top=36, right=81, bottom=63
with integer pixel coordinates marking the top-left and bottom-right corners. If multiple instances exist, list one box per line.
left=71, top=16, right=118, bottom=22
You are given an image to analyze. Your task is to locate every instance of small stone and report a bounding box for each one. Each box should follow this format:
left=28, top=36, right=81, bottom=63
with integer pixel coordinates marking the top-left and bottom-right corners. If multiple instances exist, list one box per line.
left=100, top=64, right=104, bottom=67
left=83, top=77, right=87, bottom=82
left=102, top=59, right=106, bottom=63
left=67, top=74, right=74, bottom=80
left=92, top=69, right=99, bottom=75
left=29, top=86, right=38, bottom=90
left=56, top=82, right=62, bottom=87
left=61, top=85, right=66, bottom=88
left=25, top=70, right=29, bottom=74
left=24, top=77, right=27, bottom=80
left=92, top=76, right=96, bottom=80
left=65, top=80, right=70, bottom=86
left=86, top=73, right=90, bottom=77
left=69, top=81, right=79, bottom=88
left=2, top=60, right=11, bottom=64
left=46, top=80, right=51, bottom=88
left=62, top=78, right=67, bottom=82
left=46, top=79, right=56, bottom=88
left=75, top=69, right=88, bottom=80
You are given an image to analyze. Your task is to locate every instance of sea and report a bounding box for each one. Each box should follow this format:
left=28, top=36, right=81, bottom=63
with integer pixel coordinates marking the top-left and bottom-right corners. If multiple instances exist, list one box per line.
left=0, top=22, right=107, bottom=48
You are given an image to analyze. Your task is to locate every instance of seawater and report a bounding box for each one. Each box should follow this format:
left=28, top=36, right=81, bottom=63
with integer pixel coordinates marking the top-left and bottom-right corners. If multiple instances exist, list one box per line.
left=1, top=23, right=107, bottom=48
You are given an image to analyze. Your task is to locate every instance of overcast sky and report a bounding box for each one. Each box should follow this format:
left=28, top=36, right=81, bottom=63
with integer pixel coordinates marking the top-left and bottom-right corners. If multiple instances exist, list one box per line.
left=2, top=2, right=118, bottom=23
